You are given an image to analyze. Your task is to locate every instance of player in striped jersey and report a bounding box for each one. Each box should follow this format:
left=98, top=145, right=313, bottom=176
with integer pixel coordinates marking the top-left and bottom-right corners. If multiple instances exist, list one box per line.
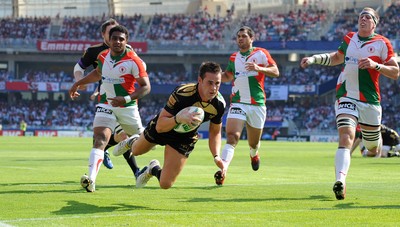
left=69, top=25, right=151, bottom=192
left=300, top=7, right=399, bottom=200
left=215, top=26, right=280, bottom=185
left=73, top=19, right=142, bottom=179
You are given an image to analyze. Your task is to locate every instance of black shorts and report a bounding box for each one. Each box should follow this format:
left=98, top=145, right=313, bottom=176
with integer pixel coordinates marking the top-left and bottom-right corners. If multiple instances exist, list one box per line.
left=143, top=118, right=199, bottom=157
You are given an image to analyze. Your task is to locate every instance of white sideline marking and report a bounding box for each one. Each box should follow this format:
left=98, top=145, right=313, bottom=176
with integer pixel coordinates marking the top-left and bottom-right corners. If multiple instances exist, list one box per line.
left=1, top=210, right=310, bottom=224
left=1, top=166, right=35, bottom=170
left=0, top=221, right=14, bottom=227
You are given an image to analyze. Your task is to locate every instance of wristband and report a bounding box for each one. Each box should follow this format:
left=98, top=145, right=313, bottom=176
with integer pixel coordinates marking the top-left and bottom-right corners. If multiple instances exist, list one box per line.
left=123, top=95, right=131, bottom=103
left=375, top=64, right=382, bottom=71
left=214, top=155, right=219, bottom=158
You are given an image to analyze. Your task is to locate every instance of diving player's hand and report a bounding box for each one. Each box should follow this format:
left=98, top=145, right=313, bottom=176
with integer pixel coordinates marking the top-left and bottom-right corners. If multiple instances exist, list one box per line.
left=175, top=108, right=202, bottom=126
left=214, top=155, right=227, bottom=176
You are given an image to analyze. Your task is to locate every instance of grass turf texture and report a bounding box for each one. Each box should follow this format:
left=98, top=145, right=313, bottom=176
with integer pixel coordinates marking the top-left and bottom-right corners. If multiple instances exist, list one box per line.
left=0, top=137, right=399, bottom=226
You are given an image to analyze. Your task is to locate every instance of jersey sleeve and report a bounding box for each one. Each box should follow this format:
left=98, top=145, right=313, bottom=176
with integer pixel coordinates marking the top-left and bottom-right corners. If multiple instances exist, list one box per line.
left=225, top=52, right=237, bottom=74
left=164, top=85, right=184, bottom=115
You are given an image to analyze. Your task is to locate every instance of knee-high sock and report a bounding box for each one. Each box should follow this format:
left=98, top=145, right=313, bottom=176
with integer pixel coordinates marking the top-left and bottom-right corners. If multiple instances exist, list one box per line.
left=104, top=134, right=118, bottom=151
left=221, top=144, right=235, bottom=167
left=123, top=151, right=139, bottom=175
left=335, top=148, right=350, bottom=183
left=88, top=148, right=104, bottom=182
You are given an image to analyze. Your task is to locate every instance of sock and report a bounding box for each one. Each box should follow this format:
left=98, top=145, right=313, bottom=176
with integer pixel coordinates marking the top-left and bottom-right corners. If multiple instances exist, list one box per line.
left=151, top=165, right=162, bottom=181
left=250, top=144, right=260, bottom=157
left=104, top=134, right=118, bottom=151
left=221, top=144, right=235, bottom=167
left=123, top=151, right=139, bottom=175
left=335, top=148, right=350, bottom=183
left=88, top=148, right=104, bottom=183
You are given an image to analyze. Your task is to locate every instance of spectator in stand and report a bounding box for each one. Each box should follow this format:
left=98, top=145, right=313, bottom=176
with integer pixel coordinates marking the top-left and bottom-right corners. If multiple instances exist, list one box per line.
left=20, top=119, right=27, bottom=136
left=300, top=7, right=399, bottom=200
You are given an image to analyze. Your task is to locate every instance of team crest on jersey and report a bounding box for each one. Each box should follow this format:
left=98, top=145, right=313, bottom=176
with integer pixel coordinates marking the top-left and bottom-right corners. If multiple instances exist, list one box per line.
left=118, top=66, right=127, bottom=74
left=367, top=46, right=375, bottom=53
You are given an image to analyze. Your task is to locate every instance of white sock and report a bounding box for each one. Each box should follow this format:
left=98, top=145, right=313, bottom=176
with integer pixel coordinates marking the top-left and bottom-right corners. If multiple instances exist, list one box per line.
left=88, top=148, right=104, bottom=183
left=221, top=144, right=235, bottom=167
left=250, top=144, right=260, bottom=157
left=335, top=148, right=350, bottom=183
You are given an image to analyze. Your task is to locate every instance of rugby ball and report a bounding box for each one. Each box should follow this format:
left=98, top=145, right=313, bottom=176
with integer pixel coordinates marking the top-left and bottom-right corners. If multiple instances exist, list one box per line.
left=174, top=106, right=205, bottom=133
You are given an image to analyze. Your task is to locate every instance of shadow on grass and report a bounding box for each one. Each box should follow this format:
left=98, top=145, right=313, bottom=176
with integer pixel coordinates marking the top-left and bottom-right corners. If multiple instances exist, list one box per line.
left=313, top=202, right=400, bottom=210
left=0, top=181, right=134, bottom=194
left=52, top=200, right=152, bottom=215
left=184, top=195, right=330, bottom=203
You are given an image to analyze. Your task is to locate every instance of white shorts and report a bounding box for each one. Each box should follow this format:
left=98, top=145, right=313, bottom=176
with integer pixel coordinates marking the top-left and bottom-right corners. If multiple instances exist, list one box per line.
left=226, top=103, right=266, bottom=129
left=335, top=97, right=381, bottom=126
left=93, top=103, right=144, bottom=136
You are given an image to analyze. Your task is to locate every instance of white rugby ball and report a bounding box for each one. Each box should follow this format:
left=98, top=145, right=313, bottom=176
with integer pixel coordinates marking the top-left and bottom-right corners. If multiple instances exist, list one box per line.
left=174, top=106, right=205, bottom=133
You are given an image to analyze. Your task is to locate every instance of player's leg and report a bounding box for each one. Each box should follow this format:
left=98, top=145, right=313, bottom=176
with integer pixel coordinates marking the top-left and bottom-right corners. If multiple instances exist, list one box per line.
left=157, top=145, right=187, bottom=189
left=102, top=124, right=126, bottom=169
left=82, top=106, right=116, bottom=192
left=131, top=133, right=160, bottom=188
left=333, top=98, right=360, bottom=200
left=360, top=125, right=382, bottom=157
left=245, top=105, right=266, bottom=171
left=246, top=124, right=262, bottom=171
left=84, top=126, right=112, bottom=192
left=115, top=106, right=146, bottom=177
left=359, top=104, right=382, bottom=158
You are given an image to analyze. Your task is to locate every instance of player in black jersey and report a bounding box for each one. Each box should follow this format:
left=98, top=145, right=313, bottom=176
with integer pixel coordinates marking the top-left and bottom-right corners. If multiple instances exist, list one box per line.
left=351, top=124, right=400, bottom=157
left=73, top=18, right=142, bottom=177
left=114, top=61, right=226, bottom=189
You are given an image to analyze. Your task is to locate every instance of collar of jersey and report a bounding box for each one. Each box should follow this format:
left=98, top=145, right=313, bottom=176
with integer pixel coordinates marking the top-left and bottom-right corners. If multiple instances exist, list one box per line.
left=110, top=49, right=127, bottom=61
left=239, top=47, right=254, bottom=56
left=357, top=32, right=376, bottom=41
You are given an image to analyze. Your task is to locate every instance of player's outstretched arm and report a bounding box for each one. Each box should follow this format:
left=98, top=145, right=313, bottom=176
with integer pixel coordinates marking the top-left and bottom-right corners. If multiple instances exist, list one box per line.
left=209, top=122, right=225, bottom=171
left=69, top=68, right=101, bottom=100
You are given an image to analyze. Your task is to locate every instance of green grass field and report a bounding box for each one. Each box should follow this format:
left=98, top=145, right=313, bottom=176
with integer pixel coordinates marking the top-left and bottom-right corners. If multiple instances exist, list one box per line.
left=0, top=137, right=399, bottom=226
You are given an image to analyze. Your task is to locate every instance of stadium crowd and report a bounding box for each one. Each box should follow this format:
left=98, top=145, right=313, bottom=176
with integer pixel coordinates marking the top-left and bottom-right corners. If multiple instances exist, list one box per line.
left=1, top=3, right=400, bottom=134
left=1, top=2, right=399, bottom=46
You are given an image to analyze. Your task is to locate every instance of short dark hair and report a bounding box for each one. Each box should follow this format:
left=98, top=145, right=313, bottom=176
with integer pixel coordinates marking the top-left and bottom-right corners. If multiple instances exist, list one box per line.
left=109, top=25, right=129, bottom=40
left=199, top=61, right=222, bottom=79
left=101, top=18, right=118, bottom=33
left=236, top=26, right=255, bottom=38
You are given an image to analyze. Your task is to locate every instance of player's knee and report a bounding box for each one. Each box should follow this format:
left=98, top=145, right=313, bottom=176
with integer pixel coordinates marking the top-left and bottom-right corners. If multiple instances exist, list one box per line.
left=159, top=180, right=173, bottom=189
left=249, top=142, right=260, bottom=150
left=362, top=128, right=381, bottom=150
left=226, top=131, right=240, bottom=145
left=93, top=134, right=108, bottom=147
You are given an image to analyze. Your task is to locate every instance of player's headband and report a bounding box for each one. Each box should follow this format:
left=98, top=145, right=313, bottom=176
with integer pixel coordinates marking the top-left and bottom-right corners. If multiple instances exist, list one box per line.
left=359, top=11, right=378, bottom=25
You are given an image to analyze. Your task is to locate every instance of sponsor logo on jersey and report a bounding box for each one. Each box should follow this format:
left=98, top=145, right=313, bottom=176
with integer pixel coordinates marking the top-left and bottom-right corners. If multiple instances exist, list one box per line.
left=102, top=77, right=125, bottom=84
left=235, top=71, right=258, bottom=78
left=344, top=56, right=358, bottom=65
left=338, top=102, right=356, bottom=111
left=229, top=107, right=245, bottom=116
left=96, top=106, right=113, bottom=114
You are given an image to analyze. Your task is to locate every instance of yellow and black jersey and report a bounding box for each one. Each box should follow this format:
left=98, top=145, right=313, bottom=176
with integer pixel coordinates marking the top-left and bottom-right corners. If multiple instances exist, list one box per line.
left=77, top=42, right=108, bottom=70
left=143, top=83, right=226, bottom=157
left=165, top=83, right=226, bottom=125
left=381, top=124, right=400, bottom=147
